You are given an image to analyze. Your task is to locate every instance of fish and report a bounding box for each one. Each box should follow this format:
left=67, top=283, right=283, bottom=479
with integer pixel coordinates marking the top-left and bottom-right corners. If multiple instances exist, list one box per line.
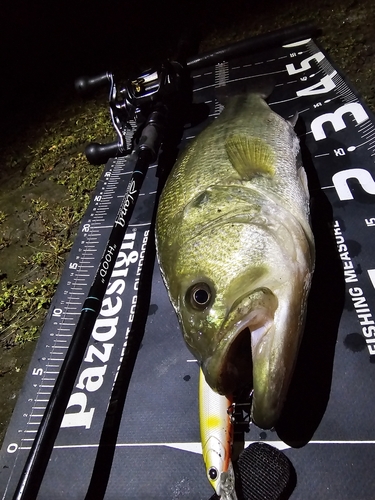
left=155, top=87, right=315, bottom=429
left=199, top=367, right=237, bottom=499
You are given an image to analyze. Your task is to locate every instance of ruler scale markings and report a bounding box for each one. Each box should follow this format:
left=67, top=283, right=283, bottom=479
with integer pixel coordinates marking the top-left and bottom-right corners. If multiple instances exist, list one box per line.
left=20, top=159, right=126, bottom=444
left=358, top=124, right=372, bottom=132
left=362, top=130, right=375, bottom=138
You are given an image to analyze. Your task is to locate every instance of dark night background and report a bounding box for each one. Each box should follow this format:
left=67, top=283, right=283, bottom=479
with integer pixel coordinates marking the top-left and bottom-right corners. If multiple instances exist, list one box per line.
left=0, top=0, right=220, bottom=133
left=1, top=1, right=177, bottom=124
left=1, top=0, right=374, bottom=139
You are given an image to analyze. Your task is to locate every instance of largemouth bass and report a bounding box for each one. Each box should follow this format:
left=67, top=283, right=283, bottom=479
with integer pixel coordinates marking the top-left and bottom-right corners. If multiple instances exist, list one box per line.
left=156, top=88, right=315, bottom=429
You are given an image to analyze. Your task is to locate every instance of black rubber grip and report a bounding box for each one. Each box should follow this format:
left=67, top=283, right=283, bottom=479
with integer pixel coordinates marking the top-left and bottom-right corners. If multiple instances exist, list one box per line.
left=85, top=141, right=123, bottom=165
left=75, top=73, right=111, bottom=94
left=235, top=442, right=296, bottom=499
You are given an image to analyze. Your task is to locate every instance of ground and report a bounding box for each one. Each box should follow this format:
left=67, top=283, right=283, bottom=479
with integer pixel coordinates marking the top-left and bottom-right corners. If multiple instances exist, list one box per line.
left=0, top=0, right=374, bottom=445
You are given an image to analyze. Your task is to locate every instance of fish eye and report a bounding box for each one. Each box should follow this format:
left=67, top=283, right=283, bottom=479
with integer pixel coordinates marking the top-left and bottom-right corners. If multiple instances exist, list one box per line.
left=208, top=467, right=218, bottom=480
left=188, top=282, right=212, bottom=310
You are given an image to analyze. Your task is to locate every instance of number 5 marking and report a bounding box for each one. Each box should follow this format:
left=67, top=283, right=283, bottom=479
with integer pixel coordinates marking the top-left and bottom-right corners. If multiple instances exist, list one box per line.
left=286, top=52, right=325, bottom=74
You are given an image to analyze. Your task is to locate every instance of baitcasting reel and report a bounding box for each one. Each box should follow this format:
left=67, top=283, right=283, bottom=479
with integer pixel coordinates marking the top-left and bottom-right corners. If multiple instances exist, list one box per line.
left=75, top=60, right=186, bottom=165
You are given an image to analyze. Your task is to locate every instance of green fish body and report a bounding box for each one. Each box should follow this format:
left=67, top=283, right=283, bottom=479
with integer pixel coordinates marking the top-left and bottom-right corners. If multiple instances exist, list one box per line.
left=156, top=91, right=315, bottom=429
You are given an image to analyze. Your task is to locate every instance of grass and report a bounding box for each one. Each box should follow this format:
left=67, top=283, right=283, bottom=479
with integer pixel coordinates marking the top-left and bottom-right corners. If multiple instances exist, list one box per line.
left=0, top=95, right=112, bottom=347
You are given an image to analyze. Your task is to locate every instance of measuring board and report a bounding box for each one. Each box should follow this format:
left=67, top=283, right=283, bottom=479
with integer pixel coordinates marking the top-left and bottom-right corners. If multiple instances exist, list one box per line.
left=1, top=36, right=375, bottom=499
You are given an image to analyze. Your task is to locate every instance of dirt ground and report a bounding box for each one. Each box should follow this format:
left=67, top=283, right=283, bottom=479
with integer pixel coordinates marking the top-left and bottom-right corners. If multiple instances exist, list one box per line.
left=0, top=0, right=374, bottom=446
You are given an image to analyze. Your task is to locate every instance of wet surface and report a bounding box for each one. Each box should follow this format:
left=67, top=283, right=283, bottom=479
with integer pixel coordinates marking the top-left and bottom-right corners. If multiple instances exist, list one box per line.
left=344, top=332, right=367, bottom=352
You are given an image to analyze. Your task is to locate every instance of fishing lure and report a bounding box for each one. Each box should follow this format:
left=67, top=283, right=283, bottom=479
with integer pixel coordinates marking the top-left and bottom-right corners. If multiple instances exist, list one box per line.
left=199, top=368, right=238, bottom=500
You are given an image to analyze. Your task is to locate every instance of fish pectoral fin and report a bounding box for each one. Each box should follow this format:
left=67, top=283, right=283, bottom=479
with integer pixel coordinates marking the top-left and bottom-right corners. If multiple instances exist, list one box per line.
left=225, top=135, right=275, bottom=181
left=298, top=165, right=310, bottom=199
left=288, top=111, right=299, bottom=128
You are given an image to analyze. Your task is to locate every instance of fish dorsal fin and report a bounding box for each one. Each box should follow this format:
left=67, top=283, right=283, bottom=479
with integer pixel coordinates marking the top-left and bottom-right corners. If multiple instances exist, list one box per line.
left=225, top=135, right=275, bottom=181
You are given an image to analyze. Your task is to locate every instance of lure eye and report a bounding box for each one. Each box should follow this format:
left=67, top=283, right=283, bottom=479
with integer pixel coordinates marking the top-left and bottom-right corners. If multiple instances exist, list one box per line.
left=208, top=467, right=218, bottom=480
left=188, top=282, right=212, bottom=310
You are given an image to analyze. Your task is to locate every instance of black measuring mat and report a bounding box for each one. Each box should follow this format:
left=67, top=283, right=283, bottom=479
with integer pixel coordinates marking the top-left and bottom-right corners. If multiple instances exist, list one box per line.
left=1, top=35, right=375, bottom=499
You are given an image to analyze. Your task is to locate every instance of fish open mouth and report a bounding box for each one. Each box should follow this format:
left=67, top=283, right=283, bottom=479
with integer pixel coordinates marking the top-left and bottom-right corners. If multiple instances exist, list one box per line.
left=202, top=287, right=278, bottom=401
left=218, top=326, right=253, bottom=398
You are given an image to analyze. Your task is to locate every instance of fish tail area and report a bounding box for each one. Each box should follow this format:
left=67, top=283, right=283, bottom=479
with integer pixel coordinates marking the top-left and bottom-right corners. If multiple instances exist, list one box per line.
left=215, top=77, right=275, bottom=105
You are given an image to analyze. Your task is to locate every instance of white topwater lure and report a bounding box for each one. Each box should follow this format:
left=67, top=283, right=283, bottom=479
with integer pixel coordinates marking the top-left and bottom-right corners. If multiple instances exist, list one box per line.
left=199, top=368, right=238, bottom=500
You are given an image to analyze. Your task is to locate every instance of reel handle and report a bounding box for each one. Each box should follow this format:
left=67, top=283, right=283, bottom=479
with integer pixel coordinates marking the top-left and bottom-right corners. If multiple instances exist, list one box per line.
left=85, top=141, right=125, bottom=165
left=75, top=73, right=112, bottom=95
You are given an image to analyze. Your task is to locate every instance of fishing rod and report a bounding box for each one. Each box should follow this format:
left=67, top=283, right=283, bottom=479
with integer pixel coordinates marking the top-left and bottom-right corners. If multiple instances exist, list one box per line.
left=187, top=20, right=321, bottom=70
left=12, top=20, right=318, bottom=500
